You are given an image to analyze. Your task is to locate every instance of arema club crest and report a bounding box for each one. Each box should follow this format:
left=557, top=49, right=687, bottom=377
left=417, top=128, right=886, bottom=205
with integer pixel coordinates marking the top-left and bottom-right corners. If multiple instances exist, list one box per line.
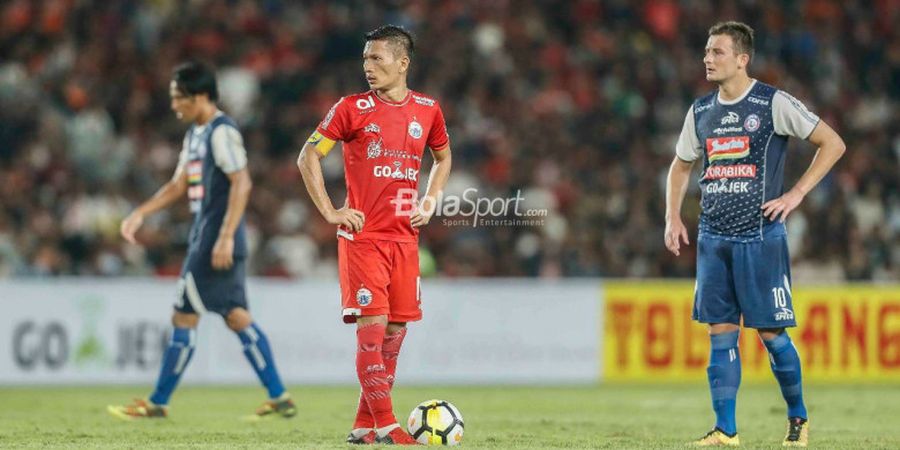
left=744, top=114, right=760, bottom=132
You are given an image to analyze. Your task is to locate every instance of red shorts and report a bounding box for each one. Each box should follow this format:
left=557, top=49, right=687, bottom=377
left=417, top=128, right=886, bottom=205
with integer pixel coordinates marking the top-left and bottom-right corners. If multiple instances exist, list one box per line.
left=338, top=237, right=421, bottom=324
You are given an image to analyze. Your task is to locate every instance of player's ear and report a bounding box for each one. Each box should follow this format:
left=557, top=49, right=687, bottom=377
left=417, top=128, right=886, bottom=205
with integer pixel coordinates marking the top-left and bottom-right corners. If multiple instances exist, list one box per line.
left=737, top=53, right=750, bottom=70
left=399, top=55, right=410, bottom=74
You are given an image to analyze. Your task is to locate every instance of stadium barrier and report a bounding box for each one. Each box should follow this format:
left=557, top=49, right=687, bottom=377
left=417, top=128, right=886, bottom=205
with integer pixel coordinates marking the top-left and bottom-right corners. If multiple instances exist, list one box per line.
left=603, top=282, right=900, bottom=382
left=2, top=279, right=897, bottom=385
left=0, top=279, right=599, bottom=385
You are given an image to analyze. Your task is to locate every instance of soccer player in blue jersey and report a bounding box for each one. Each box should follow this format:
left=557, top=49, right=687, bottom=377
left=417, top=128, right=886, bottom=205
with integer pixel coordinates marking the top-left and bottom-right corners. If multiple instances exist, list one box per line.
left=665, top=22, right=845, bottom=447
left=107, top=62, right=295, bottom=420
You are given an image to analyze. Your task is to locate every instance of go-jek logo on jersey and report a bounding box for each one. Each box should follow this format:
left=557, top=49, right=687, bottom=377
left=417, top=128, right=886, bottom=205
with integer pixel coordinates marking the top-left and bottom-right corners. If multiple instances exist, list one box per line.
left=703, top=164, right=757, bottom=180
left=374, top=161, right=418, bottom=181
left=705, top=179, right=750, bottom=194
left=706, top=136, right=750, bottom=161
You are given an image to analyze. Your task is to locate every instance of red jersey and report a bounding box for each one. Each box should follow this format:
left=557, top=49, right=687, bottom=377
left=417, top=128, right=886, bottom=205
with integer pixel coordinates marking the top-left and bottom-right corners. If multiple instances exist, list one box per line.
left=315, top=90, right=450, bottom=243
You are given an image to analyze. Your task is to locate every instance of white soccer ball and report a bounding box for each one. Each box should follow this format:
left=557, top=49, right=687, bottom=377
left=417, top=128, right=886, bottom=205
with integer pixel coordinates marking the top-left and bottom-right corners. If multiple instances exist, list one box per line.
left=407, top=399, right=465, bottom=446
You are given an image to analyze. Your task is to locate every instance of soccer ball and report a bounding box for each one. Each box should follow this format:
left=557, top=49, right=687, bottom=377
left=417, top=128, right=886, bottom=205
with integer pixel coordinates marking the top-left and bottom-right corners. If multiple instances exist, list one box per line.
left=407, top=399, right=465, bottom=446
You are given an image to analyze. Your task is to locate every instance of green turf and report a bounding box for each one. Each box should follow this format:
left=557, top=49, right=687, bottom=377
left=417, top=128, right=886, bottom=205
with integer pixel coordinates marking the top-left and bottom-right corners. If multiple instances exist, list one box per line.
left=0, top=384, right=897, bottom=449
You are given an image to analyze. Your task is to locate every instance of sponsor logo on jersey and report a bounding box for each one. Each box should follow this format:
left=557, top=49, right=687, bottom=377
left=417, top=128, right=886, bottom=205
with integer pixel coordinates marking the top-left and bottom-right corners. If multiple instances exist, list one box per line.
left=712, top=126, right=744, bottom=135
left=366, top=139, right=383, bottom=159
left=187, top=160, right=203, bottom=183
left=364, top=123, right=381, bottom=134
left=694, top=101, right=713, bottom=114
left=706, top=136, right=750, bottom=161
left=412, top=95, right=435, bottom=106
left=321, top=101, right=339, bottom=129
left=382, top=149, right=421, bottom=161
left=374, top=161, right=418, bottom=181
left=366, top=140, right=421, bottom=161
left=356, top=287, right=373, bottom=306
left=775, top=307, right=794, bottom=321
left=356, top=95, right=376, bottom=110
left=720, top=111, right=740, bottom=125
left=408, top=120, right=423, bottom=139
left=744, top=114, right=760, bottom=132
left=747, top=96, right=769, bottom=106
left=703, top=164, right=757, bottom=179
left=188, top=185, right=205, bottom=199
left=705, top=179, right=750, bottom=194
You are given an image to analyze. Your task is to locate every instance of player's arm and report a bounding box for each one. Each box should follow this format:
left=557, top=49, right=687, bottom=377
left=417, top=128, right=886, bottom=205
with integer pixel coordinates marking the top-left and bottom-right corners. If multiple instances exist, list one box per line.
left=665, top=157, right=694, bottom=256
left=762, top=93, right=847, bottom=222
left=201, top=124, right=253, bottom=270
left=411, top=105, right=453, bottom=228
left=297, top=134, right=364, bottom=232
left=410, top=144, right=451, bottom=228
left=120, top=163, right=189, bottom=245
left=211, top=168, right=252, bottom=270
left=665, top=107, right=701, bottom=256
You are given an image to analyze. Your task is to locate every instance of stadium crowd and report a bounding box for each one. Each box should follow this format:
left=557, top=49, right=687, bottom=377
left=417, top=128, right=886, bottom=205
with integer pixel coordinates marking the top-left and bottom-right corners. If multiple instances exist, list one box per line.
left=0, top=0, right=897, bottom=281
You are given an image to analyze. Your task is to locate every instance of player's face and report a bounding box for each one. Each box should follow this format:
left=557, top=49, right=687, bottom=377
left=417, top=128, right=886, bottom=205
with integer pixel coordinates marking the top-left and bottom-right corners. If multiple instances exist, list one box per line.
left=703, top=35, right=747, bottom=83
left=363, top=40, right=407, bottom=90
left=169, top=81, right=198, bottom=123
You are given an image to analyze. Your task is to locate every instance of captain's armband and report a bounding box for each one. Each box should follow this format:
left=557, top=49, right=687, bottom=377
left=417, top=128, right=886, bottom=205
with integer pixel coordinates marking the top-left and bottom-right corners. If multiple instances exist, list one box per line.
left=307, top=131, right=337, bottom=156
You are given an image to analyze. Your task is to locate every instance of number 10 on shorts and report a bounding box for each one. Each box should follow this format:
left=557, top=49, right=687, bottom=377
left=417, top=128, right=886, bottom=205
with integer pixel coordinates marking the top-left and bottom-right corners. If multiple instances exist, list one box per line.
left=772, top=287, right=788, bottom=308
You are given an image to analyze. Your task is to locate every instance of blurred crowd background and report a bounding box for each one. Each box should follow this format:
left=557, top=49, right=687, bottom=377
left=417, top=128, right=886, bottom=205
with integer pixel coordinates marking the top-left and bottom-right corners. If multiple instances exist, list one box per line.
left=0, top=0, right=897, bottom=281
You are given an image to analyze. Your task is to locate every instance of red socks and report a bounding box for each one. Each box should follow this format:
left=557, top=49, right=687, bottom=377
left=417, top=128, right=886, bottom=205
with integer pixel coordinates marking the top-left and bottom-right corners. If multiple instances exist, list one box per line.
left=355, top=323, right=394, bottom=428
left=353, top=326, right=407, bottom=429
left=382, top=327, right=407, bottom=388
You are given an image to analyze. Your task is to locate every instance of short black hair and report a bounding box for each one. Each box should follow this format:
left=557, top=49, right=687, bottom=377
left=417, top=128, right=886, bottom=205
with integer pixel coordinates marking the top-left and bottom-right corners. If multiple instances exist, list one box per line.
left=709, top=21, right=754, bottom=63
left=172, top=61, right=218, bottom=101
left=365, top=25, right=414, bottom=58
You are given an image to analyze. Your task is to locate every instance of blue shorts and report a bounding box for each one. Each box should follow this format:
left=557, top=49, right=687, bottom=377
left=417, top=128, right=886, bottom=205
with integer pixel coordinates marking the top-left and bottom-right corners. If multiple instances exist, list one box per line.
left=693, top=234, right=796, bottom=329
left=174, top=251, right=248, bottom=316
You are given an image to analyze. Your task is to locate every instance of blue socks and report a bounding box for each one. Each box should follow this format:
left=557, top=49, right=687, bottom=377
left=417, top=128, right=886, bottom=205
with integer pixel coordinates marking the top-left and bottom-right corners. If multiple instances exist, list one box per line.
left=707, top=331, right=741, bottom=436
left=763, top=331, right=807, bottom=419
left=237, top=323, right=286, bottom=399
left=149, top=327, right=196, bottom=406
left=147, top=323, right=286, bottom=405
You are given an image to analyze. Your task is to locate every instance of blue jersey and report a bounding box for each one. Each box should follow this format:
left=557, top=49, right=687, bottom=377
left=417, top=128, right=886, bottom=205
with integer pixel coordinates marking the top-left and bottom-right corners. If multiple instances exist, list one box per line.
left=675, top=80, right=820, bottom=242
left=179, top=112, right=249, bottom=261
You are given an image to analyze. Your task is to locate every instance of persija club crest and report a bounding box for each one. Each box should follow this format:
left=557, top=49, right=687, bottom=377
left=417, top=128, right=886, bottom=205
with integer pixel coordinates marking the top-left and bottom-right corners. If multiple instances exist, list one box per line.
left=408, top=120, right=423, bottom=139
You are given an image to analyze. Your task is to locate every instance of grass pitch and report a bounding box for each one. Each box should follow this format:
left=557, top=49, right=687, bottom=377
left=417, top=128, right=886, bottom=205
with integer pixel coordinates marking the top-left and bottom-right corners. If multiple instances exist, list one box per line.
left=0, top=384, right=897, bottom=449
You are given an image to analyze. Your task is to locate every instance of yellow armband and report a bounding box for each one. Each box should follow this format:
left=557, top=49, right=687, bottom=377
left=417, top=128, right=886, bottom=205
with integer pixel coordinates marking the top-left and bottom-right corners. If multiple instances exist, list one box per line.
left=307, top=131, right=337, bottom=156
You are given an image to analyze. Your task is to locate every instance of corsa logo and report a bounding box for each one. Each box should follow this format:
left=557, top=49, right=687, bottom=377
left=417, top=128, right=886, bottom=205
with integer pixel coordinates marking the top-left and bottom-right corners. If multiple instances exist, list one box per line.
left=706, top=136, right=750, bottom=162
left=704, top=164, right=757, bottom=179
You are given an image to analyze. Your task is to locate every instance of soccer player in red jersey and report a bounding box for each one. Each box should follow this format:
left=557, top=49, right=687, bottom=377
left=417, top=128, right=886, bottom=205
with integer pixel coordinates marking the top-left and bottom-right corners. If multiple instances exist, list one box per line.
left=298, top=25, right=451, bottom=445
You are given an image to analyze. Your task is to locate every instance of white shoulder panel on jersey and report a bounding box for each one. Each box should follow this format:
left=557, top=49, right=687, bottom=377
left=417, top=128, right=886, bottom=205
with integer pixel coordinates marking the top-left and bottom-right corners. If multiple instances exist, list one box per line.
left=772, top=90, right=820, bottom=139
left=210, top=125, right=248, bottom=173
left=675, top=107, right=702, bottom=161
left=176, top=134, right=190, bottom=171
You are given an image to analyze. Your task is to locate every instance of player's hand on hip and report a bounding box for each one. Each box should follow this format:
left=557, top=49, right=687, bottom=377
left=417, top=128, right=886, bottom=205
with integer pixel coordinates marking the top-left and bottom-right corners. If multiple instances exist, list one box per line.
left=120, top=211, right=144, bottom=245
left=326, top=207, right=365, bottom=233
left=664, top=218, right=690, bottom=256
left=410, top=196, right=436, bottom=228
left=211, top=236, right=234, bottom=270
left=761, top=188, right=804, bottom=223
